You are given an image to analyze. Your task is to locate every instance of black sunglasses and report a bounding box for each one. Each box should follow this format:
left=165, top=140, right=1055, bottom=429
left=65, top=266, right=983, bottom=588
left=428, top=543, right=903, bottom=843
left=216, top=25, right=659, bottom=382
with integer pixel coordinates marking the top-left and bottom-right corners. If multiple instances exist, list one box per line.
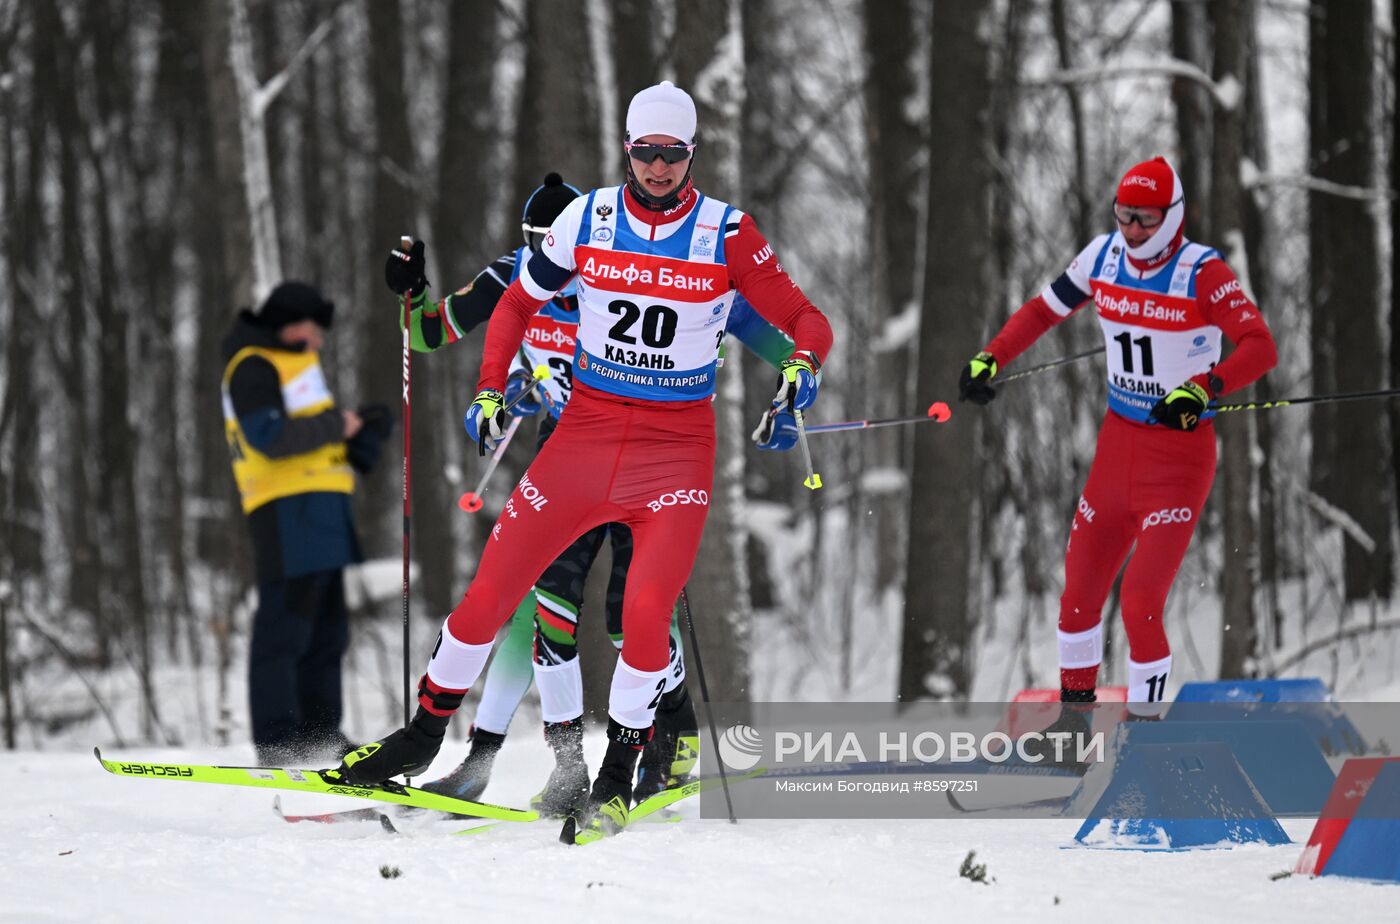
left=625, top=141, right=695, bottom=165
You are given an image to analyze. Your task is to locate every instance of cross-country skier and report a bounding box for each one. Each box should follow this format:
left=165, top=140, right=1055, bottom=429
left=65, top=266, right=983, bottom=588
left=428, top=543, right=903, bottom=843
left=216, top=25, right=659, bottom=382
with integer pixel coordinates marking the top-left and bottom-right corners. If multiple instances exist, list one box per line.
left=343, top=81, right=833, bottom=843
left=387, top=173, right=799, bottom=816
left=959, top=157, right=1276, bottom=744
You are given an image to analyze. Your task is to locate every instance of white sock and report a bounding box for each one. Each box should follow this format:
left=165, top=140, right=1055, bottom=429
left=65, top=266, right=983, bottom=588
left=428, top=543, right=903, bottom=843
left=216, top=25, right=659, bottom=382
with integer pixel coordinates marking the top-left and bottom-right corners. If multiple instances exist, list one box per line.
left=425, top=619, right=493, bottom=691
left=608, top=658, right=669, bottom=730
left=1057, top=624, right=1103, bottom=671
left=1127, top=654, right=1172, bottom=717
left=534, top=659, right=584, bottom=723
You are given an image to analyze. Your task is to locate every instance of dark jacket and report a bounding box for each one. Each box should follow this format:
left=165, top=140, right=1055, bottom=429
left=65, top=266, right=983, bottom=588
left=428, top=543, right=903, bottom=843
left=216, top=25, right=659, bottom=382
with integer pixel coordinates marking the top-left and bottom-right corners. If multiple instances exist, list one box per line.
left=221, top=313, right=373, bottom=583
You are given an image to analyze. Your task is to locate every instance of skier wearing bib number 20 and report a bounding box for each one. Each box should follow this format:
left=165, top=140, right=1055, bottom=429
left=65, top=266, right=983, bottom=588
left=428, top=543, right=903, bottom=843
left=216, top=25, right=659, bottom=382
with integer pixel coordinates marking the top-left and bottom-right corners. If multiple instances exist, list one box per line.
left=341, top=81, right=833, bottom=841
left=959, top=157, right=1276, bottom=741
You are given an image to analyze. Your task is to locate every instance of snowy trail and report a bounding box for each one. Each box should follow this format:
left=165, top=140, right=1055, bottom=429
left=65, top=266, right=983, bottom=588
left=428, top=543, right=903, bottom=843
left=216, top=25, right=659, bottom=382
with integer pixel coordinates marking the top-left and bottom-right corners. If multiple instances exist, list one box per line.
left=2, top=744, right=1396, bottom=924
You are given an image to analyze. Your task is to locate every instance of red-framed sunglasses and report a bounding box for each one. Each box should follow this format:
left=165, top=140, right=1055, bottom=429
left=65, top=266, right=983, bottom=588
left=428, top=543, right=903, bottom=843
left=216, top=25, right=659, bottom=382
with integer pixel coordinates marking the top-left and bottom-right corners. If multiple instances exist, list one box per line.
left=625, top=141, right=695, bottom=165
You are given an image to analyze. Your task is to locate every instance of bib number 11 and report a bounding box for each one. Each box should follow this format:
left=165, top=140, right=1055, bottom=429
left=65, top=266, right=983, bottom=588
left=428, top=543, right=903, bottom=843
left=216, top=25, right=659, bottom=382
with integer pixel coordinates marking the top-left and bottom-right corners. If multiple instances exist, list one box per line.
left=1113, top=331, right=1154, bottom=376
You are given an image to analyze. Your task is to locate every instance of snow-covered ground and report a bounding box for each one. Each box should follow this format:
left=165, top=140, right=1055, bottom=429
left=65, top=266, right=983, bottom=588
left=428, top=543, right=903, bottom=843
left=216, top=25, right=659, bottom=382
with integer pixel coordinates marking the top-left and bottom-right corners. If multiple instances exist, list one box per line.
left=4, top=725, right=1398, bottom=924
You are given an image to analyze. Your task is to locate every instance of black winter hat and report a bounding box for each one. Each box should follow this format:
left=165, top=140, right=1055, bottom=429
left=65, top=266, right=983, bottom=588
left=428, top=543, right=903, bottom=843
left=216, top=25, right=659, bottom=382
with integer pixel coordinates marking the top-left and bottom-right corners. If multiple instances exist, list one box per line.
left=254, top=281, right=335, bottom=330
left=521, top=173, right=583, bottom=247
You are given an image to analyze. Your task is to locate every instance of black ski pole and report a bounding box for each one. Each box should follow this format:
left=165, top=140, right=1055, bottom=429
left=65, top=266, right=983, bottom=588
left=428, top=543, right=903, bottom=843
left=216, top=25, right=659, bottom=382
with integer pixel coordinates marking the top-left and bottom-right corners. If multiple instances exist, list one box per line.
left=998, top=345, right=1105, bottom=385
left=678, top=587, right=737, bottom=823
left=1211, top=386, right=1400, bottom=413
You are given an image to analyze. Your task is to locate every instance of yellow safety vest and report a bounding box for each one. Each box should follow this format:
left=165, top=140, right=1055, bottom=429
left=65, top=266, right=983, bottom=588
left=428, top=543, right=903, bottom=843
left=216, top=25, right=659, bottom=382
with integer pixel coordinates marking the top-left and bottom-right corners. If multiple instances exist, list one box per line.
left=221, top=346, right=354, bottom=514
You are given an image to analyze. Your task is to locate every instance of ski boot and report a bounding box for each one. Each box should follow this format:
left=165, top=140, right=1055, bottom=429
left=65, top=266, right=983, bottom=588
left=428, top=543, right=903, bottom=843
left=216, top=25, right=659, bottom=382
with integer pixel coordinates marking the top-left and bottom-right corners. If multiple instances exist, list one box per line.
left=633, top=684, right=700, bottom=805
left=530, top=719, right=591, bottom=819
left=420, top=726, right=506, bottom=802
left=562, top=719, right=649, bottom=845
left=334, top=677, right=463, bottom=785
left=1019, top=689, right=1096, bottom=774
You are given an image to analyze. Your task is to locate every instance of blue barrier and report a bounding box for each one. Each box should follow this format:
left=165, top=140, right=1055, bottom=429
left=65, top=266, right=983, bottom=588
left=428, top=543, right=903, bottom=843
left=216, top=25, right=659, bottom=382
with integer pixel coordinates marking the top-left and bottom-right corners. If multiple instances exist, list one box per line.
left=1074, top=741, right=1289, bottom=849
left=1169, top=679, right=1367, bottom=756
left=1116, top=720, right=1333, bottom=815
left=1174, top=678, right=1332, bottom=703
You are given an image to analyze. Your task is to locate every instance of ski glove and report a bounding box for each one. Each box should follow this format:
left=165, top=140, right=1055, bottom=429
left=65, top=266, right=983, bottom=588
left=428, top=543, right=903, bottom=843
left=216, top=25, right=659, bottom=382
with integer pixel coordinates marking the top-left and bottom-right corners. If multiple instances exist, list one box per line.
left=751, top=407, right=798, bottom=451
left=1150, top=379, right=1211, bottom=431
left=958, top=351, right=998, bottom=405
left=464, top=388, right=508, bottom=455
left=385, top=239, right=430, bottom=297
left=503, top=370, right=543, bottom=418
left=771, top=351, right=821, bottom=412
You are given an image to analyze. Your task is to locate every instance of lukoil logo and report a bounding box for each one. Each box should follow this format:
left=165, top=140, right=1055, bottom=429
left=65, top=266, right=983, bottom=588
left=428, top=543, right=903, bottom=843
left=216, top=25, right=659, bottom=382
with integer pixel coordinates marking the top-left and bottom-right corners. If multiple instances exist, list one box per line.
left=718, top=724, right=764, bottom=770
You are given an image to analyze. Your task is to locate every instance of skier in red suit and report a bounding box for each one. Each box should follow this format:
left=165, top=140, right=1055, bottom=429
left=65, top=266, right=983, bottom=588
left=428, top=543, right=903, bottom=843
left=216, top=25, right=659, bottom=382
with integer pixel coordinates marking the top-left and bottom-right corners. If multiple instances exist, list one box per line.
left=340, top=82, right=833, bottom=841
left=960, top=157, right=1276, bottom=738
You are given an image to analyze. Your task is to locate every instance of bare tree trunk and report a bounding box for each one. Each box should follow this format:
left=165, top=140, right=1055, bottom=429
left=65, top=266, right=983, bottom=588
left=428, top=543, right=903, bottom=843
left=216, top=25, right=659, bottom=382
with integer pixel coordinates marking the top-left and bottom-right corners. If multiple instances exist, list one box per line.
left=1210, top=0, right=1259, bottom=679
left=87, top=0, right=160, bottom=738
left=736, top=0, right=787, bottom=612
left=0, top=0, right=48, bottom=589
left=863, top=0, right=921, bottom=592
left=1392, top=0, right=1400, bottom=585
left=1050, top=0, right=1092, bottom=246
left=192, top=0, right=246, bottom=567
left=900, top=0, right=991, bottom=701
left=1308, top=0, right=1393, bottom=600
left=610, top=0, right=658, bottom=104
left=0, top=591, right=12, bottom=749
left=1171, top=0, right=1213, bottom=239
left=515, top=0, right=603, bottom=194
left=674, top=0, right=752, bottom=702
left=361, top=0, right=421, bottom=560
left=1240, top=0, right=1282, bottom=654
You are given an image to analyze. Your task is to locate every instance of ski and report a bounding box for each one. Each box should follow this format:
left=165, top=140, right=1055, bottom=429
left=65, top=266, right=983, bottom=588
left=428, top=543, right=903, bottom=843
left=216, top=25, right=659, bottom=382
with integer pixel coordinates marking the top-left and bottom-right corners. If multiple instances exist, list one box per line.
left=567, top=766, right=767, bottom=845
left=943, top=788, right=1070, bottom=815
left=271, top=795, right=398, bottom=833
left=95, top=747, right=537, bottom=822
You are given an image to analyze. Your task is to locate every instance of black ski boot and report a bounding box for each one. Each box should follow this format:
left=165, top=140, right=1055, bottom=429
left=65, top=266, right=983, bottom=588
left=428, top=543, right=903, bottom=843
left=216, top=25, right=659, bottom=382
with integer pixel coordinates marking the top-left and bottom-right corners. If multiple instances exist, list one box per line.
left=562, top=719, right=648, bottom=845
left=634, top=684, right=700, bottom=805
left=334, top=677, right=463, bottom=785
left=531, top=719, right=591, bottom=819
left=420, top=726, right=506, bottom=802
left=1020, top=689, right=1096, bottom=773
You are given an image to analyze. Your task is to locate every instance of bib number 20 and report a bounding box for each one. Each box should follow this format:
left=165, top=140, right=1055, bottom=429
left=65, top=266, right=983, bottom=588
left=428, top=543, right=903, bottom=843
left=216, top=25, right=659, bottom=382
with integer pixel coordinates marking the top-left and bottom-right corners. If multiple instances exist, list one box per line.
left=608, top=299, right=678, bottom=349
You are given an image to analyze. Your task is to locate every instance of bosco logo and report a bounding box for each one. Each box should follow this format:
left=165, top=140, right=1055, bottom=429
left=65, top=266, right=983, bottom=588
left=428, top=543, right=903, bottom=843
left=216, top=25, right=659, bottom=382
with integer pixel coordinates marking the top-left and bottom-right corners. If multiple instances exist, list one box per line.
left=1142, top=507, right=1193, bottom=529
left=646, top=488, right=710, bottom=513
left=1123, top=175, right=1157, bottom=190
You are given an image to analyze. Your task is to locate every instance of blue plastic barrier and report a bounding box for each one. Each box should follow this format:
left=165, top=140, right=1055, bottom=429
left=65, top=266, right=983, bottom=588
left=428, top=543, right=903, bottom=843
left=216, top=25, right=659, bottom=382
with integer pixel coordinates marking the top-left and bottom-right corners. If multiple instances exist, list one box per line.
left=1074, top=741, right=1289, bottom=849
left=1116, top=720, right=1333, bottom=815
left=1169, top=678, right=1367, bottom=756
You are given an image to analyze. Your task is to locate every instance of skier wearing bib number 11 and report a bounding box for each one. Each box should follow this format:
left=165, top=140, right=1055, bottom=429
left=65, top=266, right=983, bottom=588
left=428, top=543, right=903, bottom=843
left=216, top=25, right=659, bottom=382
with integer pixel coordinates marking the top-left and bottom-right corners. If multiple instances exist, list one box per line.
left=339, top=81, right=833, bottom=842
left=958, top=157, right=1276, bottom=750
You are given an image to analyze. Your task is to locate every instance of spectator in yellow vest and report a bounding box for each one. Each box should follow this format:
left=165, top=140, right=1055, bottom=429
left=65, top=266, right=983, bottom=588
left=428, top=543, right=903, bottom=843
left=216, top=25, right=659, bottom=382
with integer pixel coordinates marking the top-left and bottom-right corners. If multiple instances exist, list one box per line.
left=220, top=282, right=392, bottom=764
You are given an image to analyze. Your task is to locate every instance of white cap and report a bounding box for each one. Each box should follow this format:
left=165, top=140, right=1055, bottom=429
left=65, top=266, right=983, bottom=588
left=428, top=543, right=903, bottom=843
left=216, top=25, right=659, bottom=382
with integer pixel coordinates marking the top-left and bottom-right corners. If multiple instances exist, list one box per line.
left=625, top=81, right=697, bottom=144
